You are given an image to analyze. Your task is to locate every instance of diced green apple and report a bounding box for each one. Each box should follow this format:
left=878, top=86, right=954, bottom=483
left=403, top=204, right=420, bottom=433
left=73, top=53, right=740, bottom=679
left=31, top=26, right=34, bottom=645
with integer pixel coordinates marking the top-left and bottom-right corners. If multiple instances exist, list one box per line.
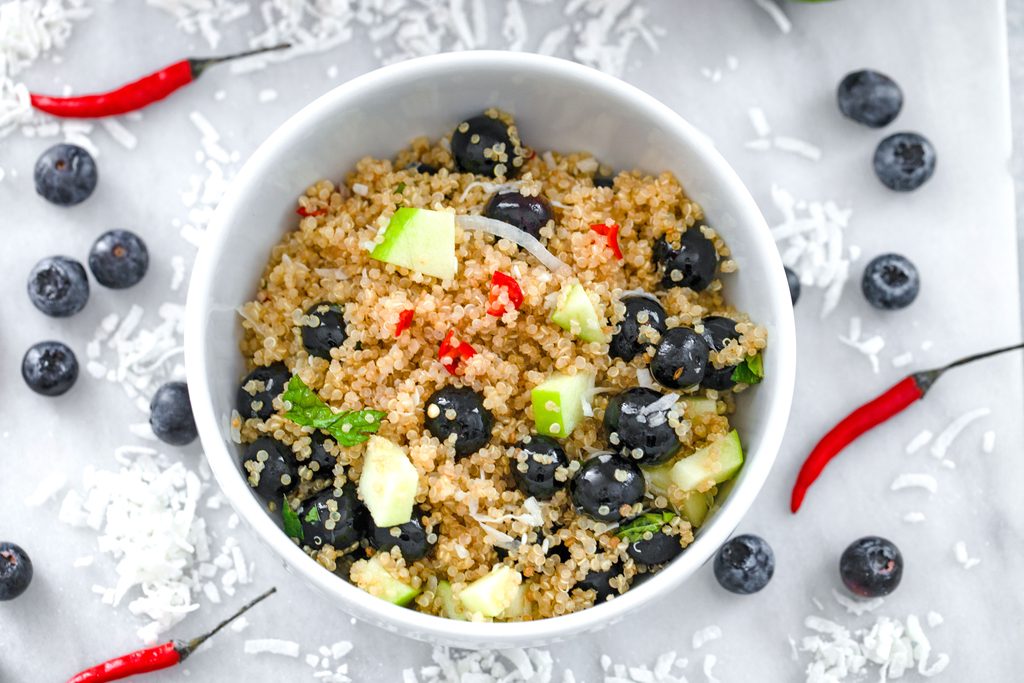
left=550, top=282, right=608, bottom=343
left=670, top=430, right=744, bottom=493
left=370, top=207, right=457, bottom=279
left=683, top=397, right=719, bottom=418
left=457, top=565, right=521, bottom=617
left=358, top=436, right=419, bottom=527
left=531, top=372, right=594, bottom=438
left=436, top=580, right=466, bottom=620
left=350, top=555, right=421, bottom=606
left=680, top=491, right=714, bottom=528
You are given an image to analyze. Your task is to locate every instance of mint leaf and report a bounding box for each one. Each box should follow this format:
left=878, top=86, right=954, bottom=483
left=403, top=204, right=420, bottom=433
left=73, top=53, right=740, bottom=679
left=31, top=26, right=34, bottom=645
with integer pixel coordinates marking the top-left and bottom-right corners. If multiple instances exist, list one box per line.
left=730, top=354, right=764, bottom=385
left=282, top=375, right=386, bottom=446
left=304, top=506, right=320, bottom=524
left=617, top=511, right=677, bottom=543
left=395, top=182, right=406, bottom=194
left=282, top=497, right=303, bottom=541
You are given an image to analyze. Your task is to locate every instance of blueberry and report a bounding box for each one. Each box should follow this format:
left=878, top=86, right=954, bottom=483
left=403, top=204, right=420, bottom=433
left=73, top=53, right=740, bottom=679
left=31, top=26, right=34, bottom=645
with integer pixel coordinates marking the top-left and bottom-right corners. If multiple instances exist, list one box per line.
left=406, top=161, right=438, bottom=174
left=367, top=507, right=435, bottom=561
left=654, top=227, right=719, bottom=291
left=149, top=381, right=198, bottom=446
left=609, top=295, right=667, bottom=362
left=651, top=327, right=710, bottom=389
left=785, top=266, right=801, bottom=304
left=873, top=132, right=936, bottom=191
left=301, top=303, right=348, bottom=360
left=840, top=536, right=903, bottom=597
left=27, top=256, right=89, bottom=317
left=593, top=169, right=615, bottom=188
left=576, top=561, right=627, bottom=603
left=0, top=543, right=33, bottom=601
left=624, top=512, right=684, bottom=567
left=700, top=316, right=740, bottom=391
left=236, top=362, right=291, bottom=420
left=451, top=112, right=524, bottom=178
left=509, top=435, right=569, bottom=500
left=298, top=485, right=365, bottom=552
left=570, top=452, right=645, bottom=522
left=483, top=190, right=553, bottom=242
left=34, top=143, right=98, bottom=206
left=242, top=437, right=298, bottom=499
left=88, top=230, right=149, bottom=289
left=713, top=534, right=775, bottom=594
left=603, top=387, right=681, bottom=466
left=424, top=386, right=494, bottom=458
left=862, top=253, right=919, bottom=310
left=837, top=70, right=903, bottom=128
left=306, top=432, right=338, bottom=480
left=22, top=341, right=78, bottom=396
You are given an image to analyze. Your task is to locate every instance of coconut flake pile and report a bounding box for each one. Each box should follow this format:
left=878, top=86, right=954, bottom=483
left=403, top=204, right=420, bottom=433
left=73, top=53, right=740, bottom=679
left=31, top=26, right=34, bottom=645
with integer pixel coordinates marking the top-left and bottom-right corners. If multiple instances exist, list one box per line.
left=799, top=613, right=949, bottom=681
left=770, top=185, right=857, bottom=318
left=147, top=0, right=661, bottom=78
left=58, top=448, right=250, bottom=643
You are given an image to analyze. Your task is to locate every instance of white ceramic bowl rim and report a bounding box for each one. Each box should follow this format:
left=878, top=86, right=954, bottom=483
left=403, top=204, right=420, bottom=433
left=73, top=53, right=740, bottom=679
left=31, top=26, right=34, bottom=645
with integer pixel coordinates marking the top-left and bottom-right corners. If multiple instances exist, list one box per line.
left=186, top=50, right=796, bottom=647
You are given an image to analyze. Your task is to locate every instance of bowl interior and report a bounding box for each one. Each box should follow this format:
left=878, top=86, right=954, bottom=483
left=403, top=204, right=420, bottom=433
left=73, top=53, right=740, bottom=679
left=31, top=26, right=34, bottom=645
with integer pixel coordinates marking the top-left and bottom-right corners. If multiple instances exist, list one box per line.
left=186, top=51, right=795, bottom=648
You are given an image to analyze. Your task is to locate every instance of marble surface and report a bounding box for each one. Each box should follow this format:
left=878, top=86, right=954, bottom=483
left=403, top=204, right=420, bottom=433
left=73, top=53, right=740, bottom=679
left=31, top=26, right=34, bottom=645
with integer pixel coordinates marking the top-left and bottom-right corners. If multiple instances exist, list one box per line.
left=1, top=1, right=1021, bottom=681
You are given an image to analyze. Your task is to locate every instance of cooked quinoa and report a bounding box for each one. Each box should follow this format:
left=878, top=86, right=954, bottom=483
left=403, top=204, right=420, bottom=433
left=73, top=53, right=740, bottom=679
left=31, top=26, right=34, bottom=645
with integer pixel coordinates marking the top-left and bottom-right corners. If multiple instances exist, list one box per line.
left=234, top=109, right=768, bottom=622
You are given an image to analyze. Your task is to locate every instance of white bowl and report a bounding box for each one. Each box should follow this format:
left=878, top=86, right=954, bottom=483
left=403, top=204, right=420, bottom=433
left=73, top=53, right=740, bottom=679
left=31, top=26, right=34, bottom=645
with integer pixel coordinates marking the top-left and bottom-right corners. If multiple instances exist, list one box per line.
left=185, top=51, right=796, bottom=649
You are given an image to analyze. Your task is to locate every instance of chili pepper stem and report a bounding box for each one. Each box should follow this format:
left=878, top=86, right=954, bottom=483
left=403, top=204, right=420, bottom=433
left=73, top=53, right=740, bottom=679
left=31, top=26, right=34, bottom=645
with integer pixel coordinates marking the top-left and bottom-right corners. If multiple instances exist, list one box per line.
left=189, top=43, right=292, bottom=78
left=790, top=341, right=1024, bottom=513
left=180, top=587, right=277, bottom=659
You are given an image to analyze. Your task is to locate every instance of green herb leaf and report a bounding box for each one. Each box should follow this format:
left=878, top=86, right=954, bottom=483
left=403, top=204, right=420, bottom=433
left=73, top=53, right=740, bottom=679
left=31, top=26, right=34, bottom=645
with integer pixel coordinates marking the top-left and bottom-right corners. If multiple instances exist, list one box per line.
left=282, top=375, right=386, bottom=446
left=304, top=506, right=320, bottom=524
left=730, top=353, right=764, bottom=385
left=395, top=182, right=406, bottom=194
left=282, top=497, right=303, bottom=541
left=617, top=511, right=677, bottom=543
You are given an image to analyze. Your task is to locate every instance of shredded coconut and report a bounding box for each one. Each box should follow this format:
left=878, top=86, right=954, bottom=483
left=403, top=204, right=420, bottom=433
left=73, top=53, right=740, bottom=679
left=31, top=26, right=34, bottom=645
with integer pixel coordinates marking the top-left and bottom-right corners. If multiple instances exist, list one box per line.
left=692, top=625, right=722, bottom=650
left=770, top=185, right=856, bottom=318
left=751, top=0, right=791, bottom=33
left=831, top=589, right=883, bottom=616
left=903, top=511, right=927, bottom=524
left=981, top=430, right=995, bottom=453
left=929, top=407, right=990, bottom=459
left=953, top=541, right=981, bottom=570
left=838, top=317, right=885, bottom=373
left=904, top=430, right=933, bottom=455
left=890, top=473, right=938, bottom=494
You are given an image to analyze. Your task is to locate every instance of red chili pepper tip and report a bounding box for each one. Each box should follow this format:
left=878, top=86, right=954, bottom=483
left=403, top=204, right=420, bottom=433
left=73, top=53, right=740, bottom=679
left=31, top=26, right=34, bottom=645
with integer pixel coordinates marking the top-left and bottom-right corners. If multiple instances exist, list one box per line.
left=394, top=309, right=415, bottom=337
left=296, top=206, right=327, bottom=218
left=590, top=222, right=623, bottom=260
left=487, top=271, right=524, bottom=317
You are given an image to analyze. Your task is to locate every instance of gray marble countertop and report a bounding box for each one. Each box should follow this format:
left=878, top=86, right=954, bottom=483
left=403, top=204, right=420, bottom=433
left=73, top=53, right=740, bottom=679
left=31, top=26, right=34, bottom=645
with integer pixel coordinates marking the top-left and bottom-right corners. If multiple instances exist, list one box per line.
left=1, top=1, right=1022, bottom=681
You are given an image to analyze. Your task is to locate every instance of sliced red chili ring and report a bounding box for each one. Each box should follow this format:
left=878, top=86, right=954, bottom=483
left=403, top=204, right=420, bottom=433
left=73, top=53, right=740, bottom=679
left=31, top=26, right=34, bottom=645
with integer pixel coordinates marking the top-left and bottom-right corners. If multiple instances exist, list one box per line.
left=296, top=206, right=327, bottom=217
left=438, top=330, right=476, bottom=375
left=590, top=222, right=623, bottom=260
left=487, top=271, right=524, bottom=317
left=394, top=309, right=415, bottom=337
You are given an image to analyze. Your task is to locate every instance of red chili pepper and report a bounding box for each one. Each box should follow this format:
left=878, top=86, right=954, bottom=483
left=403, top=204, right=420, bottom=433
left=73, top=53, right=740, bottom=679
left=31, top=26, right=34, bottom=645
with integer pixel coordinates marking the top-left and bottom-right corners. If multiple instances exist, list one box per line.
left=296, top=206, right=327, bottom=218
left=30, top=45, right=289, bottom=119
left=66, top=588, right=275, bottom=683
left=487, top=271, right=524, bottom=317
left=394, top=309, right=415, bottom=337
left=590, top=222, right=623, bottom=260
left=438, top=330, right=476, bottom=375
left=790, top=342, right=1024, bottom=513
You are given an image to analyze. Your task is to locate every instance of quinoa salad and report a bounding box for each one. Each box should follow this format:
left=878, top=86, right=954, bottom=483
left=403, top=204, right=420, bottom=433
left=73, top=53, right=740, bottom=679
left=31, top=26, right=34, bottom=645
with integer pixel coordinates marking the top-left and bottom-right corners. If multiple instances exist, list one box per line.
left=233, top=109, right=768, bottom=622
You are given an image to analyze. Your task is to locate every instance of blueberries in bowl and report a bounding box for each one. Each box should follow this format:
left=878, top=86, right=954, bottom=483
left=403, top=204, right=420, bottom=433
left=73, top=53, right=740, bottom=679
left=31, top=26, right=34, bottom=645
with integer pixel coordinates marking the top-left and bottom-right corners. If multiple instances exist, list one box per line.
left=236, top=362, right=291, bottom=421
left=484, top=190, right=553, bottom=242
left=367, top=507, right=435, bottom=561
left=424, top=386, right=494, bottom=459
left=451, top=112, right=524, bottom=179
left=570, top=452, right=645, bottom=523
left=509, top=435, right=569, bottom=500
left=301, top=303, right=348, bottom=360
left=653, top=226, right=719, bottom=292
left=651, top=327, right=709, bottom=389
left=608, top=295, right=666, bottom=362
left=603, top=387, right=681, bottom=466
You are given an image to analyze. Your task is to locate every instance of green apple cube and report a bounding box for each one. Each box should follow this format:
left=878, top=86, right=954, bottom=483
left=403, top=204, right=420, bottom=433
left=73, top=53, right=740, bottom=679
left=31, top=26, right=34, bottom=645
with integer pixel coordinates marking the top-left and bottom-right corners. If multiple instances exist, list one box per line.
left=550, top=282, right=608, bottom=343
left=683, top=397, right=719, bottom=418
left=681, top=491, right=713, bottom=528
left=358, top=436, right=419, bottom=527
left=670, top=430, right=744, bottom=493
left=457, top=565, right=521, bottom=617
left=531, top=372, right=594, bottom=438
left=436, top=580, right=466, bottom=620
left=370, top=207, right=457, bottom=279
left=351, top=555, right=421, bottom=606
